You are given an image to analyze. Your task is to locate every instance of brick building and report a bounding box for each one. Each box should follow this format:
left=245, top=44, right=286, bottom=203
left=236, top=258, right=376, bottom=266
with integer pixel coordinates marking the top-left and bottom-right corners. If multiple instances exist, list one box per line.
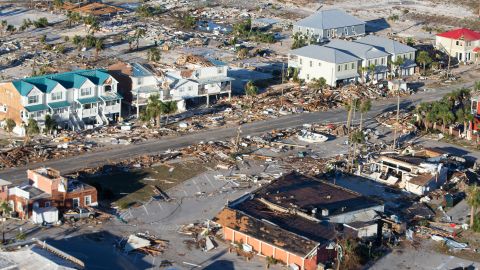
left=214, top=173, right=384, bottom=270
left=8, top=168, right=97, bottom=219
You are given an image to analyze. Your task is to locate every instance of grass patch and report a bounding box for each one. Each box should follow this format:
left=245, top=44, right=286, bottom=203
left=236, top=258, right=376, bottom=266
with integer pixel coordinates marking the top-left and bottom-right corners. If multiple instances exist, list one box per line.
left=81, top=159, right=214, bottom=207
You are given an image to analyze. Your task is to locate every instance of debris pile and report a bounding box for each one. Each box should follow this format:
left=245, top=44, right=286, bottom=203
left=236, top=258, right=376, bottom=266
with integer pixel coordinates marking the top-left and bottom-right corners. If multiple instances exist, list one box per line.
left=123, top=233, right=169, bottom=256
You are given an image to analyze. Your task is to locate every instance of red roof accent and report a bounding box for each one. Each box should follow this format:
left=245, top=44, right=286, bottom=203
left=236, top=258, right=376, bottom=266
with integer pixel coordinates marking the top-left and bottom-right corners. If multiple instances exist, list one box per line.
left=436, top=28, right=480, bottom=41
left=474, top=47, right=480, bottom=52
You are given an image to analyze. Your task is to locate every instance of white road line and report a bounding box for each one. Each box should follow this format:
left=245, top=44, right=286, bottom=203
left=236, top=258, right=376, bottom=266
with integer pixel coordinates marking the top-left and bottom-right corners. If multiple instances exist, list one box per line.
left=192, top=179, right=202, bottom=193
left=157, top=201, right=163, bottom=211
left=142, top=205, right=149, bottom=216
left=204, top=174, right=215, bottom=188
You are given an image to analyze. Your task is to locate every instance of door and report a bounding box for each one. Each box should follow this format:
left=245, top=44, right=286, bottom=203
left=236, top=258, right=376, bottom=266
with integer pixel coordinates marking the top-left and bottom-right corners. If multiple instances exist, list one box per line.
left=72, top=198, right=79, bottom=208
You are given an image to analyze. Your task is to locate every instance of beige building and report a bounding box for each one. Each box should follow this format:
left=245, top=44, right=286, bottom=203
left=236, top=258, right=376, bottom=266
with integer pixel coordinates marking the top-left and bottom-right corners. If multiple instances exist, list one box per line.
left=435, top=28, right=480, bottom=64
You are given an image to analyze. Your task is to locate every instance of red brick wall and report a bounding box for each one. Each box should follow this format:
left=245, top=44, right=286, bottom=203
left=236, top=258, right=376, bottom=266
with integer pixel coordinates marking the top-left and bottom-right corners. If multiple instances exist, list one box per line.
left=27, top=170, right=61, bottom=194
left=64, top=188, right=97, bottom=209
left=0, top=185, right=8, bottom=202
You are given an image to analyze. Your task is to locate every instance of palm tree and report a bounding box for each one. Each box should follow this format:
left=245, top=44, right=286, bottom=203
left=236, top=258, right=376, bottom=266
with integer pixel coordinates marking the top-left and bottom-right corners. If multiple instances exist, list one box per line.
left=467, top=184, right=480, bottom=227
left=367, top=64, right=376, bottom=81
left=162, top=101, right=177, bottom=126
left=359, top=99, right=372, bottom=131
left=145, top=94, right=165, bottom=127
left=95, top=38, right=104, bottom=60
left=4, top=118, right=15, bottom=139
left=24, top=118, right=39, bottom=144
left=134, top=28, right=146, bottom=50
left=417, top=51, right=432, bottom=75
left=0, top=201, right=12, bottom=243
left=391, top=57, right=405, bottom=78
left=44, top=114, right=57, bottom=134
left=147, top=47, right=161, bottom=62
left=244, top=81, right=258, bottom=96
left=0, top=20, right=7, bottom=34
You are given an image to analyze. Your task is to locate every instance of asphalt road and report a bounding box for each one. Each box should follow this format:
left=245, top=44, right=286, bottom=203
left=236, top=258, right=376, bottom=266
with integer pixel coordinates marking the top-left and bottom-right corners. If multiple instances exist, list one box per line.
left=0, top=81, right=474, bottom=183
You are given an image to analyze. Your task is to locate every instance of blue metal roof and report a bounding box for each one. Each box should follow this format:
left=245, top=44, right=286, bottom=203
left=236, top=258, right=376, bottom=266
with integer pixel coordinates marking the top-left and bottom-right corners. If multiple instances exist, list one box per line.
left=77, top=96, right=102, bottom=104
left=24, top=104, right=49, bottom=112
left=48, top=101, right=71, bottom=109
left=132, top=63, right=153, bottom=77
left=100, top=92, right=123, bottom=101
left=12, top=69, right=111, bottom=96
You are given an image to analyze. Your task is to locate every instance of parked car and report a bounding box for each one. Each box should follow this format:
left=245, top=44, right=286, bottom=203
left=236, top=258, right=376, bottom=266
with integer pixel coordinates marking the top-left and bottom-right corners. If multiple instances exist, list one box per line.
left=63, top=208, right=96, bottom=221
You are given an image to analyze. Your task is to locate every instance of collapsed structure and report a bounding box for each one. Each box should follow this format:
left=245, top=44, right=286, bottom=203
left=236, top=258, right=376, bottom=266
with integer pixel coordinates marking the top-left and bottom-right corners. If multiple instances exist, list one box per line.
left=214, top=172, right=384, bottom=270
left=360, top=148, right=450, bottom=195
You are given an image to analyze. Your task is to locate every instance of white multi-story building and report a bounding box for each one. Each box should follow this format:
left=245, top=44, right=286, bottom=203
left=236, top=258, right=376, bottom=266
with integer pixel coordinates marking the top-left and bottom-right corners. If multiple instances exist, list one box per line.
left=10, top=69, right=121, bottom=131
left=118, top=56, right=233, bottom=118
left=435, top=28, right=480, bottom=64
left=288, top=37, right=417, bottom=87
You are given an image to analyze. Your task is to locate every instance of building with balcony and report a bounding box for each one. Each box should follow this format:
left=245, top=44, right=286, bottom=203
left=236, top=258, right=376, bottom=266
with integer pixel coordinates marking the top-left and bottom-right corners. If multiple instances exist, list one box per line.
left=0, top=69, right=122, bottom=135
left=109, top=56, right=233, bottom=118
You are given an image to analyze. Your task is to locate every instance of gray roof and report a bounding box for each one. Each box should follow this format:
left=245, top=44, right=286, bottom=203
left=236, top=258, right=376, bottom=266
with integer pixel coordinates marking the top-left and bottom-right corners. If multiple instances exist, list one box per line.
left=295, top=9, right=365, bottom=30
left=290, top=45, right=360, bottom=64
left=354, top=35, right=416, bottom=55
left=324, top=39, right=390, bottom=60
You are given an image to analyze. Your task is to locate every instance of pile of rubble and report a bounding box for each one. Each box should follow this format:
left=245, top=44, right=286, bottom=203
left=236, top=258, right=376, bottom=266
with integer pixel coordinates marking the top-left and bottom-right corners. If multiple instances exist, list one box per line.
left=178, top=221, right=221, bottom=252
left=123, top=232, right=169, bottom=256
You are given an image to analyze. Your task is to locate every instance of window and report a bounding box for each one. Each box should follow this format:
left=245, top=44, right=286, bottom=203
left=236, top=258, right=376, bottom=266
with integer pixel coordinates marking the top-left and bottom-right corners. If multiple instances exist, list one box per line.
left=83, top=103, right=92, bottom=109
left=104, top=85, right=112, bottom=92
left=45, top=201, right=51, bottom=208
left=85, top=195, right=91, bottom=206
left=309, top=60, right=312, bottom=67
left=80, top=88, right=91, bottom=97
left=306, top=74, right=310, bottom=80
left=51, top=92, right=62, bottom=101
left=351, top=26, right=356, bottom=34
left=344, top=64, right=348, bottom=70
left=456, top=40, right=460, bottom=46
left=381, top=58, right=385, bottom=65
left=217, top=67, right=223, bottom=74
left=299, top=58, right=302, bottom=65
left=188, top=86, right=193, bottom=92
left=137, top=77, right=143, bottom=85
left=351, top=63, right=355, bottom=69
left=318, top=62, right=321, bottom=67
left=72, top=198, right=79, bottom=208
left=374, top=59, right=378, bottom=65
left=338, top=65, right=341, bottom=72
left=0, top=105, right=7, bottom=113
left=367, top=60, right=371, bottom=66
left=28, top=95, right=39, bottom=104
left=53, top=108, right=67, bottom=114
left=344, top=27, right=348, bottom=35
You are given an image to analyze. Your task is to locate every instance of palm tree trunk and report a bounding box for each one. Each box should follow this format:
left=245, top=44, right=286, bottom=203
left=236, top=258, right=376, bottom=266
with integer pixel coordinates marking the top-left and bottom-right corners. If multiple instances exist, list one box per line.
left=156, top=115, right=160, bottom=127
left=471, top=206, right=476, bottom=227
left=359, top=113, right=364, bottom=132
left=346, top=108, right=352, bottom=132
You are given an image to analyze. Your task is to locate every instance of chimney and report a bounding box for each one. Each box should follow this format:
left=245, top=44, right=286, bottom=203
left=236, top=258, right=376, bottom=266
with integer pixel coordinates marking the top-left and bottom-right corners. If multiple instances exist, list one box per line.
left=321, top=208, right=329, bottom=217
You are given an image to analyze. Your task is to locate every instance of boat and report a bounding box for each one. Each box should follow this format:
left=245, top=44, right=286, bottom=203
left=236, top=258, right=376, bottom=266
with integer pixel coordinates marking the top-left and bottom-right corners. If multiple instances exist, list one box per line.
left=297, top=130, right=328, bottom=143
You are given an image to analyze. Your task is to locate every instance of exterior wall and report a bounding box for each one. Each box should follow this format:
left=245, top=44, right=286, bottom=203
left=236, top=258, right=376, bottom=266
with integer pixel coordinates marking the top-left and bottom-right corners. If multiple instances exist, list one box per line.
left=335, top=61, right=360, bottom=82
left=0, top=185, right=8, bottom=202
left=0, top=82, right=24, bottom=126
left=293, top=24, right=365, bottom=39
left=171, top=81, right=199, bottom=99
left=196, top=66, right=227, bottom=79
left=131, top=75, right=158, bottom=91
left=64, top=188, right=98, bottom=209
left=288, top=55, right=341, bottom=86
left=8, top=194, right=31, bottom=219
left=223, top=227, right=311, bottom=269
left=27, top=170, right=61, bottom=195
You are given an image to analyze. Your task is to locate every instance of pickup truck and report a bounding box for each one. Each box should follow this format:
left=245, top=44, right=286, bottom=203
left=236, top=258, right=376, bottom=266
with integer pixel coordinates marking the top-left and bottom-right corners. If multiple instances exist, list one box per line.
left=63, top=208, right=96, bottom=221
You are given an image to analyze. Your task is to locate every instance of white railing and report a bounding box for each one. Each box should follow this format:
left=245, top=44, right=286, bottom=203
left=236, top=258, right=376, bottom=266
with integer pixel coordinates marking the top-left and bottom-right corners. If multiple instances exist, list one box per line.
left=80, top=107, right=98, bottom=118
left=103, top=104, right=120, bottom=114
left=9, top=187, right=29, bottom=199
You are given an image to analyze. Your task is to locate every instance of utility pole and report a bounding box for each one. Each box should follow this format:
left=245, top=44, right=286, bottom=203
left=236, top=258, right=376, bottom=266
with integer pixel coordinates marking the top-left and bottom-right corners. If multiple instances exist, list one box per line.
left=392, top=89, right=400, bottom=150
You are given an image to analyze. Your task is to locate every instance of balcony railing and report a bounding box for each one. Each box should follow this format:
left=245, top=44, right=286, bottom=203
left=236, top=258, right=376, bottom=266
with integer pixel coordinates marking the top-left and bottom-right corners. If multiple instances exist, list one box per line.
left=80, top=107, right=98, bottom=118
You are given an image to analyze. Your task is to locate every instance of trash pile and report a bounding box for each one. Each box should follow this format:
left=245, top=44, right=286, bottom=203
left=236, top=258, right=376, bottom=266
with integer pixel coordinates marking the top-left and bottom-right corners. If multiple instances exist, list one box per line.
left=178, top=221, right=221, bottom=252
left=123, top=232, right=169, bottom=256
left=376, top=110, right=416, bottom=132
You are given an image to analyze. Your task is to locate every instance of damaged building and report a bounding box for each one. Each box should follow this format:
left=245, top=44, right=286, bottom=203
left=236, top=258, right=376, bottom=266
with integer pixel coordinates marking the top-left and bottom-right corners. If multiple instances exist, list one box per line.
left=108, top=55, right=233, bottom=118
left=213, top=172, right=383, bottom=270
left=361, top=148, right=449, bottom=195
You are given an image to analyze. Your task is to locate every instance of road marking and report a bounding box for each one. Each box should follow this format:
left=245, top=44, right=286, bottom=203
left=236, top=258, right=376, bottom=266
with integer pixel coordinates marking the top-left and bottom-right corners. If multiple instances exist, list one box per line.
left=183, top=190, right=188, bottom=197
left=205, top=174, right=215, bottom=188
left=142, top=205, right=149, bottom=216
left=192, top=179, right=202, bottom=193
left=157, top=201, right=163, bottom=211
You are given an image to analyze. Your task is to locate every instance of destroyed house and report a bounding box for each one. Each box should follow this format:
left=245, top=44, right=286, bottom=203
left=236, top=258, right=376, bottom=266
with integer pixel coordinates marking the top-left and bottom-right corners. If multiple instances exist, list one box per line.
left=214, top=173, right=383, bottom=270
left=363, top=153, right=448, bottom=196
left=8, top=168, right=97, bottom=219
left=113, top=57, right=233, bottom=118
left=0, top=69, right=122, bottom=135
